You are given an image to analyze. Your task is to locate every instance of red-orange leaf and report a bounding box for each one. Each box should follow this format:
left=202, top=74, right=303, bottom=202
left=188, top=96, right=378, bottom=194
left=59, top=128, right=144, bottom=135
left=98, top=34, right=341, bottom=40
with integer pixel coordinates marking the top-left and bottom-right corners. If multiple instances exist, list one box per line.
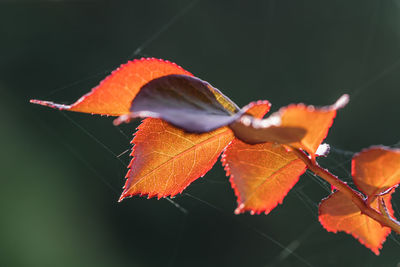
left=352, top=146, right=400, bottom=197
left=319, top=191, right=395, bottom=255
left=119, top=118, right=235, bottom=200
left=230, top=94, right=349, bottom=157
left=222, top=101, right=306, bottom=214
left=222, top=141, right=306, bottom=214
left=30, top=58, right=192, bottom=116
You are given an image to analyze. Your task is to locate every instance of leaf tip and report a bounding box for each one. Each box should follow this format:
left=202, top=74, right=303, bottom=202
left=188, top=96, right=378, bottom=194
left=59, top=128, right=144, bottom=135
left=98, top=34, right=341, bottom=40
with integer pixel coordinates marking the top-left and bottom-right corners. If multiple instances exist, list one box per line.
left=234, top=203, right=245, bottom=215
left=30, top=99, right=71, bottom=110
left=118, top=192, right=128, bottom=202
left=332, top=94, right=350, bottom=110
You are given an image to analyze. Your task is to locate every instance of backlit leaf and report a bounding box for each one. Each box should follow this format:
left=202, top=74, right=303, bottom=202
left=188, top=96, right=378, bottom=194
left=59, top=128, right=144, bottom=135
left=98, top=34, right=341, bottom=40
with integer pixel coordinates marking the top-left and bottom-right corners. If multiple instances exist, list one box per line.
left=230, top=94, right=349, bottom=156
left=222, top=101, right=306, bottom=214
left=352, top=146, right=400, bottom=197
left=222, top=141, right=306, bottom=214
left=30, top=58, right=192, bottom=116
left=119, top=118, right=235, bottom=200
left=319, top=191, right=395, bottom=255
left=114, top=74, right=241, bottom=132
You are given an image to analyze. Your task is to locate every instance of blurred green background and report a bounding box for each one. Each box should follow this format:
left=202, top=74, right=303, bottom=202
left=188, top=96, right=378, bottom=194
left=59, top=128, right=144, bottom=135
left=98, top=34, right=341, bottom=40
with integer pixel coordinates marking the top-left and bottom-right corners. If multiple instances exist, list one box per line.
left=2, top=0, right=400, bottom=266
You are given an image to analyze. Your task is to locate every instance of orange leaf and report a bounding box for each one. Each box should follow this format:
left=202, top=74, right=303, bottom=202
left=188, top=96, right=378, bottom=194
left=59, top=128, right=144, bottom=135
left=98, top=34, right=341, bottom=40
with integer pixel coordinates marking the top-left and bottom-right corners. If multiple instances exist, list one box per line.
left=352, top=146, right=400, bottom=197
left=276, top=103, right=338, bottom=155
left=119, top=118, right=234, bottom=200
left=222, top=101, right=306, bottom=214
left=222, top=141, right=306, bottom=214
left=319, top=191, right=395, bottom=255
left=230, top=94, right=349, bottom=157
left=30, top=58, right=192, bottom=116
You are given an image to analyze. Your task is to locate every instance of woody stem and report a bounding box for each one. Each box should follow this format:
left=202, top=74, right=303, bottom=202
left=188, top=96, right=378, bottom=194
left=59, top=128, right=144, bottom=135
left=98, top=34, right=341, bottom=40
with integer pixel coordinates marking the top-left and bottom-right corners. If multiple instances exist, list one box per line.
left=293, top=149, right=400, bottom=235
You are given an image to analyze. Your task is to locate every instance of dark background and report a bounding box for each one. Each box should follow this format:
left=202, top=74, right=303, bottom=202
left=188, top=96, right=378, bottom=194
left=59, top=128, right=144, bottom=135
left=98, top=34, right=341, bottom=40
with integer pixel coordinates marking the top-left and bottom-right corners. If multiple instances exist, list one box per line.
left=2, top=0, right=400, bottom=266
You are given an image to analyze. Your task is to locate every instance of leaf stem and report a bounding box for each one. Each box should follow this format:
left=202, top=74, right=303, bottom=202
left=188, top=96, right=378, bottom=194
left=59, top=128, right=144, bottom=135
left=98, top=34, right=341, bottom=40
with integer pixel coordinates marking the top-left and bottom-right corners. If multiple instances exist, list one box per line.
left=293, top=149, right=400, bottom=235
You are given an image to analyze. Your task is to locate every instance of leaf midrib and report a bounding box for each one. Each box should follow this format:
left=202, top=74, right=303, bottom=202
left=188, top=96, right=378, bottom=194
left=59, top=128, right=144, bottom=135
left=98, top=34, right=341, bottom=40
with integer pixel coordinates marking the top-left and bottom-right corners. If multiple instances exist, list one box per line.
left=129, top=127, right=233, bottom=189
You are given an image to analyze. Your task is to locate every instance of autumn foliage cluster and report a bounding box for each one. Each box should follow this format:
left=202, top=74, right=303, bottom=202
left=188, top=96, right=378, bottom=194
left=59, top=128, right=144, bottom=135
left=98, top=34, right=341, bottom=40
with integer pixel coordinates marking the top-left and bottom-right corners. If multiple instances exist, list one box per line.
left=31, top=58, right=400, bottom=255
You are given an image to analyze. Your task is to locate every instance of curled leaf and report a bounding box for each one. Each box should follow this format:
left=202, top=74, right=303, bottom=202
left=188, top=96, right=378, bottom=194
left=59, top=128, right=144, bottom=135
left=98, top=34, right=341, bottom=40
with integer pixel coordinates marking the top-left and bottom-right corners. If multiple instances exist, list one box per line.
left=30, top=58, right=192, bottom=116
left=114, top=74, right=241, bottom=132
left=230, top=94, right=349, bottom=157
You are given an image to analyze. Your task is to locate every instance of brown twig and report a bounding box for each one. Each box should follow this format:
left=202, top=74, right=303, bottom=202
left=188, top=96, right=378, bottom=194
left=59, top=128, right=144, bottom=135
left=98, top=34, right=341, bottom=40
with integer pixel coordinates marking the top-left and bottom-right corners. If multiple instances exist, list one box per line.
left=293, top=149, right=400, bottom=235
